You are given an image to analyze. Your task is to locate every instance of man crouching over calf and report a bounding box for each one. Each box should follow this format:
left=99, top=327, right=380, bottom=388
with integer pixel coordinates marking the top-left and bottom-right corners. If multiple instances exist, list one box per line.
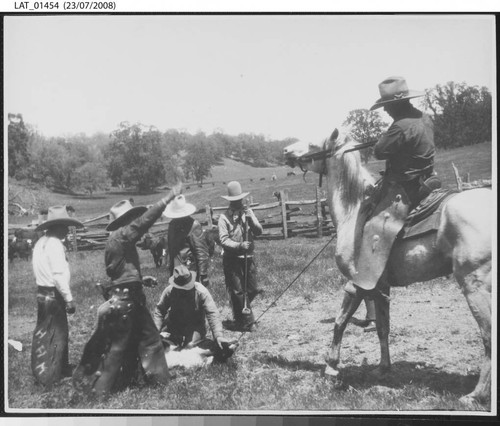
left=73, top=184, right=181, bottom=397
left=154, top=265, right=236, bottom=364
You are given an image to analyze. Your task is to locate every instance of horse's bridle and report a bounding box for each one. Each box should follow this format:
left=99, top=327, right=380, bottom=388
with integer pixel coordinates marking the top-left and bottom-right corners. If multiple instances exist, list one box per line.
left=294, top=139, right=376, bottom=187
left=295, top=140, right=332, bottom=187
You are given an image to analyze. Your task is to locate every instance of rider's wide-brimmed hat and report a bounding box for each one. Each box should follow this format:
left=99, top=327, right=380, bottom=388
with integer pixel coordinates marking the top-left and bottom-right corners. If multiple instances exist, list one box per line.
left=221, top=181, right=249, bottom=201
left=36, top=205, right=84, bottom=231
left=163, top=195, right=196, bottom=219
left=169, top=264, right=196, bottom=287
left=106, top=200, right=147, bottom=231
left=370, top=76, right=424, bottom=110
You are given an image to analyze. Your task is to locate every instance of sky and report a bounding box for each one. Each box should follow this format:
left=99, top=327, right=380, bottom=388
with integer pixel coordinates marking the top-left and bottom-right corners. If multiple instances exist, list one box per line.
left=4, top=14, right=496, bottom=144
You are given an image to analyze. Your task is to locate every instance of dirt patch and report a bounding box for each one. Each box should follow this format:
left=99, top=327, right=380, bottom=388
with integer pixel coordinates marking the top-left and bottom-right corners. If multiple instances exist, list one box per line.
left=223, top=279, right=483, bottom=381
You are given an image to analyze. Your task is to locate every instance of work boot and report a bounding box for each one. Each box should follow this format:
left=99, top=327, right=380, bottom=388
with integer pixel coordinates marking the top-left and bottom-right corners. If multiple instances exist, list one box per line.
left=363, top=321, right=376, bottom=332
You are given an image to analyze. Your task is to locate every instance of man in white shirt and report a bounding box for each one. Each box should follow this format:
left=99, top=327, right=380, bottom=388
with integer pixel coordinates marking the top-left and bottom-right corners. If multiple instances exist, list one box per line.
left=31, top=205, right=83, bottom=386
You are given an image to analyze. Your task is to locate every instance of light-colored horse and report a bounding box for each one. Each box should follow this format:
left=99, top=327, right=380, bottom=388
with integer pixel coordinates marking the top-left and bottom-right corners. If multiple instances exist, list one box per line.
left=284, top=128, right=493, bottom=404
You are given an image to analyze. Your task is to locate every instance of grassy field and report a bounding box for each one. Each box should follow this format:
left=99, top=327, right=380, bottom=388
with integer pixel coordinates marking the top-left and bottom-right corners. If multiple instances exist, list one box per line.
left=8, top=142, right=492, bottom=226
left=6, top=141, right=493, bottom=413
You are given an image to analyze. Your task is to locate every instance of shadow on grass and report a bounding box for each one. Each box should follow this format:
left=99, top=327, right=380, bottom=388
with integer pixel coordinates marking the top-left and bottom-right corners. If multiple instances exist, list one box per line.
left=254, top=354, right=325, bottom=372
left=339, top=361, right=480, bottom=397
left=255, top=354, right=479, bottom=398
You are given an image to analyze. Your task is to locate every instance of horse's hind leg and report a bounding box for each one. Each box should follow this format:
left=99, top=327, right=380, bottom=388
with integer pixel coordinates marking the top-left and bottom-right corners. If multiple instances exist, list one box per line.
left=325, top=282, right=363, bottom=376
left=455, top=261, right=492, bottom=404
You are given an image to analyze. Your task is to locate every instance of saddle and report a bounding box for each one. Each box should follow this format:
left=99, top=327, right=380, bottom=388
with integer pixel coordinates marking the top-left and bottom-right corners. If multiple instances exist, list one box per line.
left=401, top=188, right=459, bottom=240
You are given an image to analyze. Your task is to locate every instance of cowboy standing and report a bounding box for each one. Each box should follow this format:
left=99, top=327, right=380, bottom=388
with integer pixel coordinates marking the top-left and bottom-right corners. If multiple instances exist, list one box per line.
left=163, top=195, right=211, bottom=286
left=153, top=265, right=235, bottom=361
left=351, top=76, right=437, bottom=291
left=218, top=181, right=264, bottom=332
left=31, top=205, right=84, bottom=386
left=74, top=186, right=180, bottom=396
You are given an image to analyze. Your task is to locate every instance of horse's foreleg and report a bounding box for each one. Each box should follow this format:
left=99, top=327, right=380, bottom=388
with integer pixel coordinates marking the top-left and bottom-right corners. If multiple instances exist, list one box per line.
left=374, top=281, right=391, bottom=373
left=455, top=261, right=492, bottom=405
left=325, top=283, right=363, bottom=376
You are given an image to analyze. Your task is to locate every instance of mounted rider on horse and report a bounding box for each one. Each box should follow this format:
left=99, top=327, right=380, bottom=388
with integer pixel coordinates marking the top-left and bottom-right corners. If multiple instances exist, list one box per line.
left=352, top=76, right=443, bottom=291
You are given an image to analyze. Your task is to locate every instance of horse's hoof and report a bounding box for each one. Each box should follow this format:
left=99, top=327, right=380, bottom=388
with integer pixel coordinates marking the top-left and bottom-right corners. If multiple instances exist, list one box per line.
left=324, top=365, right=340, bottom=377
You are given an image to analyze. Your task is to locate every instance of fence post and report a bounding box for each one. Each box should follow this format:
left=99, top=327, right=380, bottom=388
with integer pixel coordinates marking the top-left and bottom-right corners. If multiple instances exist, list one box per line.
left=316, top=186, right=323, bottom=238
left=280, top=190, right=288, bottom=239
left=205, top=204, right=213, bottom=227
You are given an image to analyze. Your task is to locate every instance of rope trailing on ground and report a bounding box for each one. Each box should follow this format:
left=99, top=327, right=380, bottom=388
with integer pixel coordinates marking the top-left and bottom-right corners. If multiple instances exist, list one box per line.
left=237, top=234, right=336, bottom=342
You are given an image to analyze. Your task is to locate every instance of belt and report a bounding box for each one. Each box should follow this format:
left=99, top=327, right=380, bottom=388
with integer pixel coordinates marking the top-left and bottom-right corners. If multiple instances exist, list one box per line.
left=37, top=286, right=60, bottom=298
left=224, top=254, right=254, bottom=260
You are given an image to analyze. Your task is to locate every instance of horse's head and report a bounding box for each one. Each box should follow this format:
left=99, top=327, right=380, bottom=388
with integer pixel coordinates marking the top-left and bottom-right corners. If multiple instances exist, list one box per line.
left=284, top=128, right=375, bottom=209
left=284, top=128, right=352, bottom=173
left=284, top=139, right=327, bottom=173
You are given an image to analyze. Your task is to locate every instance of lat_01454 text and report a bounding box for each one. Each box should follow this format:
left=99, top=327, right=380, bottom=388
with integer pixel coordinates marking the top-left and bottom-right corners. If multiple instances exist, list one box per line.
left=13, top=1, right=116, bottom=10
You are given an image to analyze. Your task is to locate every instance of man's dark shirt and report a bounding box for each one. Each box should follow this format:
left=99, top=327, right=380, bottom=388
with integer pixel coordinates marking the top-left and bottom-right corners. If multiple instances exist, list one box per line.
left=105, top=200, right=166, bottom=286
left=374, top=105, right=435, bottom=182
left=167, top=217, right=210, bottom=277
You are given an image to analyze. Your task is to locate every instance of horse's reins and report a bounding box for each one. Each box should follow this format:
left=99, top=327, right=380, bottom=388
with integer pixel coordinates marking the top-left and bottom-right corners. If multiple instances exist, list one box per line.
left=235, top=138, right=376, bottom=343
left=296, top=140, right=377, bottom=187
left=236, top=233, right=336, bottom=343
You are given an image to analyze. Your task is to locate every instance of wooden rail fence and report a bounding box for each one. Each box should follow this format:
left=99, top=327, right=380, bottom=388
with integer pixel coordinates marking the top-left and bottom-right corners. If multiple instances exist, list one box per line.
left=207, top=186, right=334, bottom=240
left=8, top=186, right=335, bottom=252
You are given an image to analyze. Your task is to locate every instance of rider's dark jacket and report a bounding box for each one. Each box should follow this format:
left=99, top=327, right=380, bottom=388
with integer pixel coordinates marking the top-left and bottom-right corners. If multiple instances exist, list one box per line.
left=374, top=105, right=435, bottom=206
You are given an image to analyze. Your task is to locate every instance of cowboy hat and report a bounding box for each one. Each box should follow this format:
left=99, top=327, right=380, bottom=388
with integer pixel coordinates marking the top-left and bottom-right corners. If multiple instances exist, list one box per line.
left=36, top=205, right=84, bottom=231
left=163, top=195, right=196, bottom=219
left=168, top=264, right=196, bottom=288
left=221, top=181, right=250, bottom=201
left=106, top=199, right=148, bottom=231
left=370, top=76, right=424, bottom=110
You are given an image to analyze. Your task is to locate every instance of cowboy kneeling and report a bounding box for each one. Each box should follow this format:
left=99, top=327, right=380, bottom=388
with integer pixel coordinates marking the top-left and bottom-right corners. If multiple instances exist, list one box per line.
left=154, top=265, right=236, bottom=363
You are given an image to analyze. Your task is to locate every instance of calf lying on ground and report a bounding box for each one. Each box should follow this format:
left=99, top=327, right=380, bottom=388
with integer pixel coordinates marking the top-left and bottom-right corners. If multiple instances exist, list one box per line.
left=163, top=338, right=238, bottom=369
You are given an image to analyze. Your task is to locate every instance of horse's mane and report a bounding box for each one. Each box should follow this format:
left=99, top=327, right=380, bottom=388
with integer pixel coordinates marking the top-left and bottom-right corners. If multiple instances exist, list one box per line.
left=328, top=129, right=374, bottom=211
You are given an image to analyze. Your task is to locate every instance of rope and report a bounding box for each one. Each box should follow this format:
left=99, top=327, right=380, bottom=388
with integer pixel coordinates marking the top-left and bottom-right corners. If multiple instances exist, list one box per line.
left=236, top=234, right=336, bottom=343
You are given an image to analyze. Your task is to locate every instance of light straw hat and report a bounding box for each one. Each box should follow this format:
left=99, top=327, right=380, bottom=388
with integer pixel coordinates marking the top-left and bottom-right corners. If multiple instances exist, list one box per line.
left=36, top=205, right=83, bottom=231
left=163, top=195, right=196, bottom=219
left=221, top=181, right=250, bottom=201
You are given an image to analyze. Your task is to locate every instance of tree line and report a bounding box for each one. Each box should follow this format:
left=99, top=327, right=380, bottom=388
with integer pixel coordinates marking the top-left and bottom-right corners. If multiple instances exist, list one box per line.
left=8, top=118, right=296, bottom=195
left=8, top=81, right=491, bottom=194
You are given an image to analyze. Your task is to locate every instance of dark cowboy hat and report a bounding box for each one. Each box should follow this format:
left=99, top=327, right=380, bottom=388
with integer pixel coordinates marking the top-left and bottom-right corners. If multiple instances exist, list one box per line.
left=36, top=205, right=84, bottom=231
left=370, top=76, right=424, bottom=110
left=106, top=199, right=147, bottom=231
left=168, top=265, right=196, bottom=287
left=221, top=181, right=250, bottom=201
